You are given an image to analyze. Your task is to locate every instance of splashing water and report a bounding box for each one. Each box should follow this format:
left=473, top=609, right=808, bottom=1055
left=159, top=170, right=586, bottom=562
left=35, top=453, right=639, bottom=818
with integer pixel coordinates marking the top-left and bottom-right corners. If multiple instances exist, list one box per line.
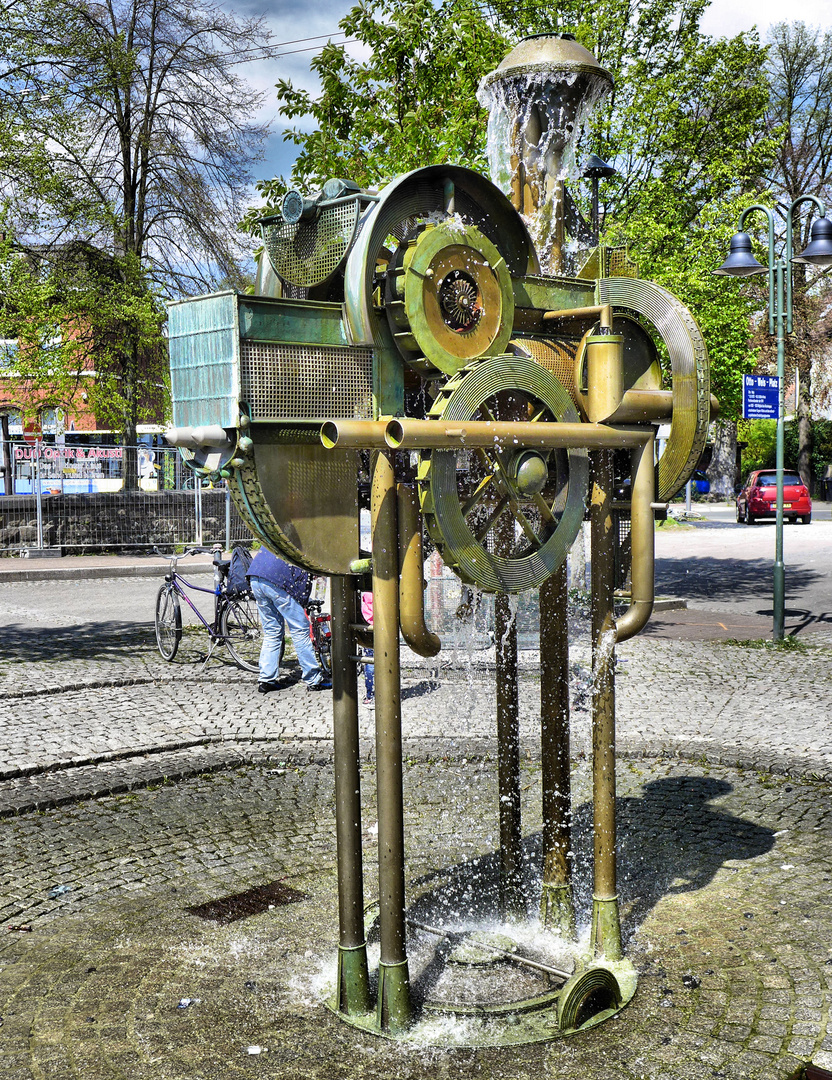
left=478, top=70, right=610, bottom=275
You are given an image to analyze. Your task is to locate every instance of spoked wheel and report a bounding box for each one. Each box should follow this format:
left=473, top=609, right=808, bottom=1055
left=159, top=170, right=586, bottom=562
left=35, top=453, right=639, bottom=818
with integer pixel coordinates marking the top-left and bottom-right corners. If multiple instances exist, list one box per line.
left=220, top=596, right=262, bottom=672
left=417, top=355, right=589, bottom=593
left=155, top=584, right=182, bottom=661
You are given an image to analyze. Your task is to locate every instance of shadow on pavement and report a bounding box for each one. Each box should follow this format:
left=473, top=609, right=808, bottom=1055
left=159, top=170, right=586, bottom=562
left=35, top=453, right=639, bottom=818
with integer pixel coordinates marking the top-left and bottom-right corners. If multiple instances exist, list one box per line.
left=655, top=556, right=822, bottom=604
left=0, top=621, right=151, bottom=663
left=407, top=775, right=774, bottom=940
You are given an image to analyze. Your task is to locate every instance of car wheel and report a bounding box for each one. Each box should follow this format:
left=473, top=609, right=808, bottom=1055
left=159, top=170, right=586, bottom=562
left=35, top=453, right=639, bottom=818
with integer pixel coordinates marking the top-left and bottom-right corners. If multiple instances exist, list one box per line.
left=802, top=514, right=812, bottom=524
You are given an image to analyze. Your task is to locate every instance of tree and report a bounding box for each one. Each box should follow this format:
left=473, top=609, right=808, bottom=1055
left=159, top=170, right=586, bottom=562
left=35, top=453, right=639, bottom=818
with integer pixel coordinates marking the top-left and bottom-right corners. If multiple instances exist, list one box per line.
left=0, top=237, right=168, bottom=485
left=7, top=0, right=272, bottom=294
left=1, top=0, right=272, bottom=459
left=761, top=21, right=832, bottom=490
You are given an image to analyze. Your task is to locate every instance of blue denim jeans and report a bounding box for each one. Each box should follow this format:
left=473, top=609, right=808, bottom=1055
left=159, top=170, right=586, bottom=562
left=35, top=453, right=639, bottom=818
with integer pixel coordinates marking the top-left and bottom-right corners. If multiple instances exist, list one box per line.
left=363, top=648, right=374, bottom=698
left=250, top=577, right=326, bottom=687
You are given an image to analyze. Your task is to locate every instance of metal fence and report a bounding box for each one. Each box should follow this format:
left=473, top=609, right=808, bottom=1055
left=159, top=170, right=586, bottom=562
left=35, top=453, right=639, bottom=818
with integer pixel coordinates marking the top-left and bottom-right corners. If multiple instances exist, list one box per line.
left=0, top=443, right=251, bottom=553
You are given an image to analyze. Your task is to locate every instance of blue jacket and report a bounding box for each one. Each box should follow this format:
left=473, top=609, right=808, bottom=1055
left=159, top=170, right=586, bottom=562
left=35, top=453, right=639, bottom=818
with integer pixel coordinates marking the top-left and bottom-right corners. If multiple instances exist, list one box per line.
left=248, top=548, right=312, bottom=606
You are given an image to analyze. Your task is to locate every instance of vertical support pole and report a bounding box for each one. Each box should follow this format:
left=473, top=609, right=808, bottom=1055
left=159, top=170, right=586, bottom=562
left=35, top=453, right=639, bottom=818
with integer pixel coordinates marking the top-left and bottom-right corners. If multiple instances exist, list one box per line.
left=331, top=575, right=371, bottom=1016
left=495, top=516, right=524, bottom=920
left=1, top=415, right=13, bottom=496
left=225, top=485, right=231, bottom=552
left=539, top=562, right=575, bottom=936
left=195, top=480, right=203, bottom=546
left=773, top=259, right=786, bottom=641
left=35, top=442, right=44, bottom=549
left=589, top=449, right=623, bottom=961
left=371, top=449, right=412, bottom=1033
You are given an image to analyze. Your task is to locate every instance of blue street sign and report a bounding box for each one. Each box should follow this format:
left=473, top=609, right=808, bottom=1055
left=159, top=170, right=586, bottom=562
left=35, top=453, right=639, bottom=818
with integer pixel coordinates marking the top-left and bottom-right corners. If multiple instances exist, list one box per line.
left=743, top=374, right=779, bottom=420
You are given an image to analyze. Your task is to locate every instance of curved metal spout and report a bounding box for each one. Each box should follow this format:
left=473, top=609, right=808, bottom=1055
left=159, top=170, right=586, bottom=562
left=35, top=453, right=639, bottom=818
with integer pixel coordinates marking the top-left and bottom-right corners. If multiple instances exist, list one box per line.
left=614, top=431, right=655, bottom=643
left=397, top=484, right=441, bottom=658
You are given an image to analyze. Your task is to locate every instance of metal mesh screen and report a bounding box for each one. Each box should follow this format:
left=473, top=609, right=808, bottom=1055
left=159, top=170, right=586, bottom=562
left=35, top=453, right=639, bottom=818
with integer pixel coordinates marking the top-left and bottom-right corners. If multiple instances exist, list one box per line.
left=614, top=509, right=632, bottom=589
left=239, top=340, right=374, bottom=421
left=262, top=201, right=360, bottom=287
left=605, top=247, right=640, bottom=279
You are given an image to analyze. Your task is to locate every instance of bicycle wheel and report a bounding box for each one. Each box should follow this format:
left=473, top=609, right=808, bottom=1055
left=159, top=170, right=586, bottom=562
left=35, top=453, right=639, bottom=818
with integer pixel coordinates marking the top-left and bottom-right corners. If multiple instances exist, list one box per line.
left=155, top=584, right=182, bottom=661
left=220, top=595, right=262, bottom=673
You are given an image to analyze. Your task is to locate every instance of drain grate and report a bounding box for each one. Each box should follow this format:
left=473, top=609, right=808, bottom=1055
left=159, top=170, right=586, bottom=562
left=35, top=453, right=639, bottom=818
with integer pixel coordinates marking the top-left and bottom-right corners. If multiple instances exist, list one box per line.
left=186, top=881, right=308, bottom=925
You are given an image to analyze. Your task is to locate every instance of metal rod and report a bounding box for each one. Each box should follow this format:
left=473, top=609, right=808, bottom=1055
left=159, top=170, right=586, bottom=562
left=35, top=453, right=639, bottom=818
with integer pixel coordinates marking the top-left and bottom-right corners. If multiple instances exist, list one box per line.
left=543, top=303, right=613, bottom=330
left=589, top=449, right=623, bottom=961
left=406, top=919, right=571, bottom=981
left=495, top=512, right=525, bottom=921
left=382, top=418, right=652, bottom=452
left=331, top=575, right=371, bottom=1015
left=539, top=562, right=575, bottom=936
left=371, top=449, right=412, bottom=1032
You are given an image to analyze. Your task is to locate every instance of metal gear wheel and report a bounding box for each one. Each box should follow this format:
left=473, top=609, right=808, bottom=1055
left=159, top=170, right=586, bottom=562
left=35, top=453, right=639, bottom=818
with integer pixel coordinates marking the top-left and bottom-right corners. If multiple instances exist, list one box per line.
left=416, top=355, right=589, bottom=594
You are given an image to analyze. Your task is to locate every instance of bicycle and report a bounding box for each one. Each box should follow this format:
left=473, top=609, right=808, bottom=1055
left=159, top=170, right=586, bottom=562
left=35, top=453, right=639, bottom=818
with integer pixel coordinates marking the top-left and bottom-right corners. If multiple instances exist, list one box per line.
left=154, top=544, right=261, bottom=672
left=306, top=598, right=332, bottom=677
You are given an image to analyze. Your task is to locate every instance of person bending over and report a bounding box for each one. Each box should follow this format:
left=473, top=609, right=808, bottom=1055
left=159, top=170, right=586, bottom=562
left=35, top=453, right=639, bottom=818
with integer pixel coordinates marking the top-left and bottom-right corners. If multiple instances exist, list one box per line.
left=247, top=547, right=331, bottom=694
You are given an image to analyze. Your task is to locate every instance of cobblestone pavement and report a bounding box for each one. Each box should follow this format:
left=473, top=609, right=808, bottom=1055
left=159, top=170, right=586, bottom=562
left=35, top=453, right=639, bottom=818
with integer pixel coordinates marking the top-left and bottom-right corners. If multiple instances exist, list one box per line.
left=2, top=569, right=832, bottom=1078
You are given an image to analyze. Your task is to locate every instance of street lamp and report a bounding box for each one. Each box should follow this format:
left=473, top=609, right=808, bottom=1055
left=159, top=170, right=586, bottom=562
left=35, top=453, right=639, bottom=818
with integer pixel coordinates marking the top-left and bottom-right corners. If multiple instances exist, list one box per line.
left=715, top=196, right=832, bottom=640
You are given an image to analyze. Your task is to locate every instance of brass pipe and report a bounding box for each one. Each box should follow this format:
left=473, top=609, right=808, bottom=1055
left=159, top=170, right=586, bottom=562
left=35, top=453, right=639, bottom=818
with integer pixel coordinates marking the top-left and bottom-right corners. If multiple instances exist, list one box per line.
left=396, top=484, right=441, bottom=658
left=607, top=390, right=674, bottom=425
left=331, top=575, right=371, bottom=1015
left=543, top=303, right=613, bottom=330
left=589, top=449, right=623, bottom=962
left=371, top=449, right=412, bottom=1032
left=321, top=420, right=392, bottom=449
left=383, top=418, right=652, bottom=452
left=614, top=431, right=655, bottom=644
left=539, top=563, right=575, bottom=937
left=495, top=511, right=525, bottom=921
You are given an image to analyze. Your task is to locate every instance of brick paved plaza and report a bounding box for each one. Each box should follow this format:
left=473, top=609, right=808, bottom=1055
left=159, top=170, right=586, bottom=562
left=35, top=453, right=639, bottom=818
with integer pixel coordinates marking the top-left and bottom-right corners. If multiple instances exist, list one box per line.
left=1, top=563, right=832, bottom=1079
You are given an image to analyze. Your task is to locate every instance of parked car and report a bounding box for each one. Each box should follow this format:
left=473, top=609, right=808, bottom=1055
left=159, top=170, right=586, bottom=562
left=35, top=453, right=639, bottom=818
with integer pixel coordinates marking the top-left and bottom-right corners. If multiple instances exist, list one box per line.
left=735, top=469, right=812, bottom=524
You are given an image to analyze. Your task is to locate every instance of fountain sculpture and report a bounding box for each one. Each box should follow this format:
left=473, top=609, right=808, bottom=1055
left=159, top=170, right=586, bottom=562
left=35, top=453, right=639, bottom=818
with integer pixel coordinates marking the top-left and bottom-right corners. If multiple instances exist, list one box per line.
left=165, top=33, right=714, bottom=1045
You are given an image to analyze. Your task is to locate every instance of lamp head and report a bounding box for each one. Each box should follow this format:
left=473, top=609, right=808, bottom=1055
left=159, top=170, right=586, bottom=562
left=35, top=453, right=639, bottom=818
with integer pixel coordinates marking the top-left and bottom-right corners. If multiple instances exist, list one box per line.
left=793, top=216, right=832, bottom=267
left=582, top=154, right=617, bottom=180
left=714, top=232, right=767, bottom=277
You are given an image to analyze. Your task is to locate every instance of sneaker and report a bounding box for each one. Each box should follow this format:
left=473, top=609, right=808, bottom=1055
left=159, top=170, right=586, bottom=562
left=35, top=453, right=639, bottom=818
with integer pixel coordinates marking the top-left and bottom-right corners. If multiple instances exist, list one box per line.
left=307, top=679, right=332, bottom=691
left=362, top=697, right=375, bottom=709
left=258, top=681, right=281, bottom=694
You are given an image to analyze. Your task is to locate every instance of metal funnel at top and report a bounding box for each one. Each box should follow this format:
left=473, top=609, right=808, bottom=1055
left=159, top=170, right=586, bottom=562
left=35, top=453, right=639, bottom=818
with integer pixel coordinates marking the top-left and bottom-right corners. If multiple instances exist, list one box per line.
left=478, top=34, right=613, bottom=274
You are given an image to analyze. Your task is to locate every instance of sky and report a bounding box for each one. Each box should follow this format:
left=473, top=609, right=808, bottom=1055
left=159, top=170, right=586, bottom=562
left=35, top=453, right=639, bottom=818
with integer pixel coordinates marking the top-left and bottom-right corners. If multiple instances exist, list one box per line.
left=236, top=0, right=832, bottom=197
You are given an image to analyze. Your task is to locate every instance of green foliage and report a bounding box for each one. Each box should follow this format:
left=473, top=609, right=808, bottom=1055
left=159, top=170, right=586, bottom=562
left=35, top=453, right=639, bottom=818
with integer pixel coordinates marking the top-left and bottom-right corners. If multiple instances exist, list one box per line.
left=738, top=419, right=777, bottom=475
left=0, top=238, right=168, bottom=435
left=247, top=0, right=507, bottom=223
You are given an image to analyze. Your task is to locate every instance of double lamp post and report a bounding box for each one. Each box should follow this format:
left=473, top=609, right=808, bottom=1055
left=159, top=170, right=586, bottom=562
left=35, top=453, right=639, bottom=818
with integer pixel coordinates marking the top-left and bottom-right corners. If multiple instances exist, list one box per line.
left=716, top=196, right=832, bottom=640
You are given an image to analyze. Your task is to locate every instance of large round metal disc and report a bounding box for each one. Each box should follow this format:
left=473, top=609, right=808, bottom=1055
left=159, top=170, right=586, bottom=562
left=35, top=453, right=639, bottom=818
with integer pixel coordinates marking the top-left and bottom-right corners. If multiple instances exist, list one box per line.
left=399, top=223, right=514, bottom=375
left=418, top=355, right=589, bottom=594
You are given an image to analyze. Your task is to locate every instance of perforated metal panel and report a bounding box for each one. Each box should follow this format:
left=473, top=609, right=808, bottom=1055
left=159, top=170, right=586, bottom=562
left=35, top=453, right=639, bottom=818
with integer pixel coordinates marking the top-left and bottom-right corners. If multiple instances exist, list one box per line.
left=262, top=201, right=360, bottom=287
left=239, top=340, right=373, bottom=421
left=604, top=247, right=640, bottom=279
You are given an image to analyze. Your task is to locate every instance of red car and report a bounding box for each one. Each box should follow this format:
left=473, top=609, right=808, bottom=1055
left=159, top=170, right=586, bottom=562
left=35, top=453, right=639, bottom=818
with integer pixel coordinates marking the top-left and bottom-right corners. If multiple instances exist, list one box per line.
left=736, top=469, right=812, bottom=524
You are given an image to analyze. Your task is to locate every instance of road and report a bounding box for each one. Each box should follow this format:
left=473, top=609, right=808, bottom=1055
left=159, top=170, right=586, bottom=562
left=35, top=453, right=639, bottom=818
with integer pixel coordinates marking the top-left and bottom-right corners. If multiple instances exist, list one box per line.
left=2, top=503, right=832, bottom=642
left=653, top=501, right=832, bottom=637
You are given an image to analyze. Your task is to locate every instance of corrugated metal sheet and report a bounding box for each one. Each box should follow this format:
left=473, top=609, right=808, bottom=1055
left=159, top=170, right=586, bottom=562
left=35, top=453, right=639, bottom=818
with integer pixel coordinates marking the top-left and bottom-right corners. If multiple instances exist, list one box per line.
left=167, top=292, right=240, bottom=429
